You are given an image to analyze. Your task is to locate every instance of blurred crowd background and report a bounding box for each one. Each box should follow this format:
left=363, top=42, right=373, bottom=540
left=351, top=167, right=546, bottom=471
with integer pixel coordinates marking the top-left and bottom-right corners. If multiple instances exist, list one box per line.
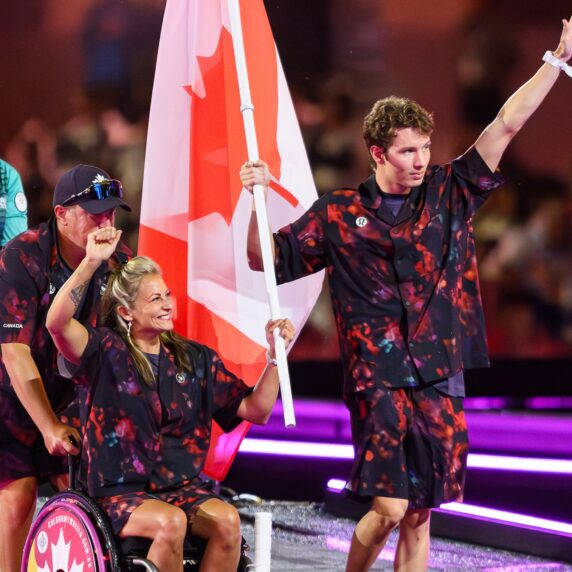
left=1, top=0, right=571, bottom=363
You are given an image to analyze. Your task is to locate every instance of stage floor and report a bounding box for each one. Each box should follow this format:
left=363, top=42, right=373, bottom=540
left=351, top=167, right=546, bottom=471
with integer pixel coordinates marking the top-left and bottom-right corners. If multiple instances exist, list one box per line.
left=239, top=501, right=572, bottom=571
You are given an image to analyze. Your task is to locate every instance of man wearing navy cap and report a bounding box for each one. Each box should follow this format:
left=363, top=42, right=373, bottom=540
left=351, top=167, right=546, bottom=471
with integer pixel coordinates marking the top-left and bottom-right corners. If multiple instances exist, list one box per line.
left=0, top=164, right=131, bottom=571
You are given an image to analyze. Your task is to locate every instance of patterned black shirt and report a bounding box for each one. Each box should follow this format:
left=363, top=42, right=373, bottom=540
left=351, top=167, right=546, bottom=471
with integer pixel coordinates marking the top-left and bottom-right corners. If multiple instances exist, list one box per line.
left=74, top=327, right=253, bottom=497
left=0, top=219, right=131, bottom=435
left=273, top=147, right=504, bottom=398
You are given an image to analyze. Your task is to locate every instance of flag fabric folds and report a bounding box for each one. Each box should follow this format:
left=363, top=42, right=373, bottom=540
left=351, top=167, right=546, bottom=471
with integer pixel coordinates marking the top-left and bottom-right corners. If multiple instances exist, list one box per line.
left=139, top=0, right=323, bottom=480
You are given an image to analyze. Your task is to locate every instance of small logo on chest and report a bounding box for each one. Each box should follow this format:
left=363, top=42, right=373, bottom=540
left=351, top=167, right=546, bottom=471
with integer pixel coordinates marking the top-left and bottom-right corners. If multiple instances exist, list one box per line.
left=15, top=192, right=27, bottom=213
left=356, top=216, right=368, bottom=228
left=176, top=372, right=187, bottom=384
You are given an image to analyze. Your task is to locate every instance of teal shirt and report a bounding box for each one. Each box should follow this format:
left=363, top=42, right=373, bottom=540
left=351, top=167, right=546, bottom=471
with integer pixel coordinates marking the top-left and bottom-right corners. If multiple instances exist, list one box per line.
left=0, top=159, right=28, bottom=247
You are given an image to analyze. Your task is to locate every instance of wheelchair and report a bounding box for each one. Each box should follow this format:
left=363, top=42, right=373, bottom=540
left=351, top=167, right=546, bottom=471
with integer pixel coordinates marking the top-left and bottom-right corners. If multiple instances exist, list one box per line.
left=21, top=458, right=253, bottom=571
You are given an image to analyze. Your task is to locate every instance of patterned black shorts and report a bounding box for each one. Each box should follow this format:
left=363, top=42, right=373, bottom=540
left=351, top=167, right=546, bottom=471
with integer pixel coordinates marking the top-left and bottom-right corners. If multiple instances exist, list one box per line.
left=97, top=480, right=218, bottom=535
left=347, top=384, right=468, bottom=508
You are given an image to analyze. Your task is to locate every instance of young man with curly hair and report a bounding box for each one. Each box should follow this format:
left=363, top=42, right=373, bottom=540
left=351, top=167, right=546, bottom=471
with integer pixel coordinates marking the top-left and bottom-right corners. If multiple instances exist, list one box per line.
left=240, top=16, right=572, bottom=571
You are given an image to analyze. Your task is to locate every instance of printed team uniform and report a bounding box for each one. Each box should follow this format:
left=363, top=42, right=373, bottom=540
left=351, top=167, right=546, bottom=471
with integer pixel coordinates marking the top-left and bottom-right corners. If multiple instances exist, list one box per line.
left=272, top=147, right=504, bottom=506
left=0, top=219, right=130, bottom=485
left=71, top=327, right=253, bottom=534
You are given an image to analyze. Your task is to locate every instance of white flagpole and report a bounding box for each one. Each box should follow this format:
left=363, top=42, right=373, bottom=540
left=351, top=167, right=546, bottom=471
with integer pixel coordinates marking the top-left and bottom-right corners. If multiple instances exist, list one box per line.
left=226, top=0, right=296, bottom=427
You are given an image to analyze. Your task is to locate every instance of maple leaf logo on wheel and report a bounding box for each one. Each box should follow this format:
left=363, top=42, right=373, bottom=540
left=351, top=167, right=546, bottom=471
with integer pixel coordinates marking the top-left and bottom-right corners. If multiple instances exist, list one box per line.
left=37, top=529, right=85, bottom=572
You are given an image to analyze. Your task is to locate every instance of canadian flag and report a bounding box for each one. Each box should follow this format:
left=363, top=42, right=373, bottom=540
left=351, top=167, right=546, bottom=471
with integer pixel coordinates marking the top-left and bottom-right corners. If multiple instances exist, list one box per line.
left=139, top=0, right=323, bottom=480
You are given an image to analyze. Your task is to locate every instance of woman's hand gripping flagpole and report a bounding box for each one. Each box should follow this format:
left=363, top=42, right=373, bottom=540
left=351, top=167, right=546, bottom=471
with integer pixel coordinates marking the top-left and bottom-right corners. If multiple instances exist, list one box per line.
left=227, top=0, right=296, bottom=427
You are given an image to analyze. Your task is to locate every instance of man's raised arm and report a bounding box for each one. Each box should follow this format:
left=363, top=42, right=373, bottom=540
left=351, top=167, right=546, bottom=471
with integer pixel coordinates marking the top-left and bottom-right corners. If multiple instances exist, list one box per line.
left=475, top=15, right=572, bottom=172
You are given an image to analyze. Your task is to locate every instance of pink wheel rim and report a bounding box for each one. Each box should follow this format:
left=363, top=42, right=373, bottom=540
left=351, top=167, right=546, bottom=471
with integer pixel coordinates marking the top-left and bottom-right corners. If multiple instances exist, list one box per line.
left=22, top=498, right=108, bottom=571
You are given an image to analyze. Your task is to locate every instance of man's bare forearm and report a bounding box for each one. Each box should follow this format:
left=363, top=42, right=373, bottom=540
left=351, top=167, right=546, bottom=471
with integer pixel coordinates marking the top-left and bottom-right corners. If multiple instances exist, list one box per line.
left=241, top=160, right=275, bottom=271
left=247, top=205, right=274, bottom=271
left=2, top=343, right=59, bottom=434
left=475, top=18, right=572, bottom=171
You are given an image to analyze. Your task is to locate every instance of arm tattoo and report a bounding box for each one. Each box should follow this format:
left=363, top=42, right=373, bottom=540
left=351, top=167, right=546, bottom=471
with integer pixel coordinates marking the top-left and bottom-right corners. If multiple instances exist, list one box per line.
left=69, top=280, right=90, bottom=311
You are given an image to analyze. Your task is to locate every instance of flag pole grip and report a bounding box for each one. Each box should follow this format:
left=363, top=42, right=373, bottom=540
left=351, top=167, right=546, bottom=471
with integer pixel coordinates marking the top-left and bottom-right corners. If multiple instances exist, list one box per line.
left=228, top=0, right=296, bottom=427
left=253, top=184, right=296, bottom=427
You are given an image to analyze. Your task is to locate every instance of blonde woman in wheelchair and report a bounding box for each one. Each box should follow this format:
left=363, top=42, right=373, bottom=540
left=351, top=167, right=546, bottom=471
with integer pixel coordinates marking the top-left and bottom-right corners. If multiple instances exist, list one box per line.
left=46, top=226, right=294, bottom=571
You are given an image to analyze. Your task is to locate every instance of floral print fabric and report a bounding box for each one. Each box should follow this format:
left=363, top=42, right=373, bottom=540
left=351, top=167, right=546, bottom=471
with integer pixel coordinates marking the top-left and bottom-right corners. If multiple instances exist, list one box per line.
left=74, top=327, right=252, bottom=499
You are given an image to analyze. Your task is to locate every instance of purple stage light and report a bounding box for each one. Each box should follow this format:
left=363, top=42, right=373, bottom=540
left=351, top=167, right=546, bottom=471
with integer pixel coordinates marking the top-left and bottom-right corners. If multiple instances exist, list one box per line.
left=250, top=400, right=572, bottom=459
left=464, top=397, right=510, bottom=410
left=271, top=396, right=572, bottom=416
left=438, top=502, right=572, bottom=535
left=468, top=453, right=572, bottom=474
left=326, top=478, right=346, bottom=491
left=326, top=479, right=572, bottom=535
left=239, top=438, right=354, bottom=459
left=525, top=396, right=572, bottom=409
left=241, top=438, right=572, bottom=474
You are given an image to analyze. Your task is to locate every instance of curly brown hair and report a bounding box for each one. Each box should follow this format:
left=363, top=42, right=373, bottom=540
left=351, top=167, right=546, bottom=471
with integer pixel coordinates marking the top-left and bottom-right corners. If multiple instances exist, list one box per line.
left=363, top=96, right=434, bottom=167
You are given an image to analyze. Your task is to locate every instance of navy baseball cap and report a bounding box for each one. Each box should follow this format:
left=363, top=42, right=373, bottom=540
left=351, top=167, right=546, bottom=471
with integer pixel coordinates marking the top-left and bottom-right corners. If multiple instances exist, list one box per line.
left=53, top=164, right=131, bottom=214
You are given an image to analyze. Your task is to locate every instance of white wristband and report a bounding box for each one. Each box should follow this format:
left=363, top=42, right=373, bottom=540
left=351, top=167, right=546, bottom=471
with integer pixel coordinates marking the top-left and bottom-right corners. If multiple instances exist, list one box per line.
left=265, top=351, right=278, bottom=367
left=543, top=51, right=572, bottom=78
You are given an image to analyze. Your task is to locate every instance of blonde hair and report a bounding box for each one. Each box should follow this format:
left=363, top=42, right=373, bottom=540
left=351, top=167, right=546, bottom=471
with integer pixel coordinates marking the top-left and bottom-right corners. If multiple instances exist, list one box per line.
left=99, top=256, right=193, bottom=384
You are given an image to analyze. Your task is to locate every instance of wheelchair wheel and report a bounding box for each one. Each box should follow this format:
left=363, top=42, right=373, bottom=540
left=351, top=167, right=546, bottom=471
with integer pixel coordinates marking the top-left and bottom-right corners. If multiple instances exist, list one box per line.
left=22, top=489, right=254, bottom=572
left=21, top=491, right=121, bottom=572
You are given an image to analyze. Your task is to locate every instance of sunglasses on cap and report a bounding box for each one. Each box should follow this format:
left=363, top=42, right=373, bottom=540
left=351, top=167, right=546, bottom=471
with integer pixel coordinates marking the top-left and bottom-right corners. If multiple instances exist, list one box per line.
left=60, top=179, right=123, bottom=207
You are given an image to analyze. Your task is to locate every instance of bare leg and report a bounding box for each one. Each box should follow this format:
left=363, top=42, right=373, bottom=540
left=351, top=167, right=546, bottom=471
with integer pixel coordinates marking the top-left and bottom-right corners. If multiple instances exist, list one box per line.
left=191, top=498, right=242, bottom=572
left=394, top=509, right=431, bottom=572
left=0, top=477, right=37, bottom=572
left=120, top=500, right=187, bottom=572
left=346, top=497, right=408, bottom=572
